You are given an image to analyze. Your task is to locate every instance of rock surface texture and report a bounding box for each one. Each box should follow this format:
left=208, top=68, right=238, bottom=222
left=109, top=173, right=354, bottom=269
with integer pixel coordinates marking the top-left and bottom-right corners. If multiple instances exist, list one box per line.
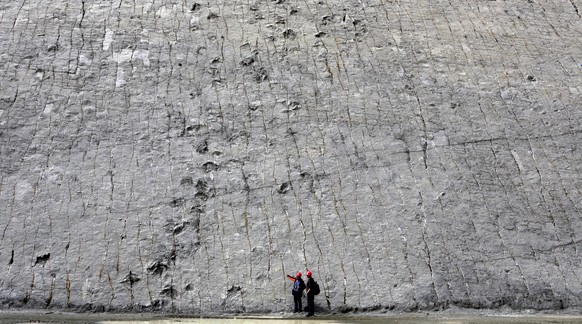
left=1, top=0, right=582, bottom=314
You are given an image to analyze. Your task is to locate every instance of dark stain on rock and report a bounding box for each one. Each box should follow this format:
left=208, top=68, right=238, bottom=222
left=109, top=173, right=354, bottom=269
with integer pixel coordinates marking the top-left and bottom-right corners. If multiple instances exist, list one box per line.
left=173, top=222, right=187, bottom=235
left=147, top=260, right=168, bottom=276
left=34, top=253, right=50, bottom=266
left=248, top=101, right=261, bottom=111
left=277, top=182, right=290, bottom=194
left=181, top=177, right=194, bottom=186
left=195, top=179, right=208, bottom=192
left=120, top=271, right=140, bottom=287
left=283, top=29, right=296, bottom=39
left=196, top=139, right=209, bottom=154
left=47, top=43, right=59, bottom=52
left=254, top=67, right=268, bottom=83
left=21, top=295, right=29, bottom=305
left=185, top=124, right=203, bottom=134
left=191, top=3, right=201, bottom=11
left=192, top=215, right=201, bottom=233
left=195, top=192, right=208, bottom=201
left=288, top=101, right=301, bottom=110
left=169, top=197, right=185, bottom=207
left=227, top=285, right=242, bottom=294
left=160, top=285, right=177, bottom=298
left=240, top=57, right=255, bottom=66
left=191, top=204, right=205, bottom=215
left=169, top=249, right=177, bottom=263
left=151, top=299, right=168, bottom=309
left=203, top=161, right=220, bottom=172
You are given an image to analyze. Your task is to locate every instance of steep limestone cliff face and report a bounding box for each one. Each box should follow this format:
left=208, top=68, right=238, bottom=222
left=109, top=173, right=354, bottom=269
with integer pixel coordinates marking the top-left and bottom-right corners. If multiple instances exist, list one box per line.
left=1, top=0, right=582, bottom=314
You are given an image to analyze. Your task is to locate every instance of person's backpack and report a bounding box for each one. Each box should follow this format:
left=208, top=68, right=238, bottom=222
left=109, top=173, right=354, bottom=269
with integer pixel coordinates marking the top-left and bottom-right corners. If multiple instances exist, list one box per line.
left=311, top=280, right=320, bottom=295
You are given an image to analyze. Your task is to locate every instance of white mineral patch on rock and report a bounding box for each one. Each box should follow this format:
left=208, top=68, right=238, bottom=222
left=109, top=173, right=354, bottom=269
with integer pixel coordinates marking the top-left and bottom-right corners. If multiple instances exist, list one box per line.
left=511, top=150, right=524, bottom=173
left=78, top=54, right=92, bottom=67
left=103, top=28, right=114, bottom=51
left=156, top=6, right=172, bottom=18
left=116, top=67, right=126, bottom=88
left=34, top=70, right=44, bottom=80
left=133, top=49, right=150, bottom=67
left=462, top=43, right=473, bottom=60
left=392, top=32, right=401, bottom=45
left=190, top=16, right=199, bottom=29
left=43, top=103, right=54, bottom=115
left=111, top=48, right=133, bottom=64
left=431, top=130, right=449, bottom=148
left=111, top=48, right=150, bottom=67
left=14, top=181, right=32, bottom=201
left=82, top=279, right=92, bottom=302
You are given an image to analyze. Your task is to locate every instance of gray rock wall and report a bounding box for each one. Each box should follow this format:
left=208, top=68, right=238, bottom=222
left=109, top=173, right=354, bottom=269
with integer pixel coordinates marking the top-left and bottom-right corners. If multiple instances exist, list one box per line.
left=1, top=0, right=582, bottom=313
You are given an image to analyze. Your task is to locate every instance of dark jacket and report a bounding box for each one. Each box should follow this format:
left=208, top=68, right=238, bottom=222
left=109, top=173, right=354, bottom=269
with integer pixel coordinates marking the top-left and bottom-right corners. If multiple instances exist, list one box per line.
left=291, top=277, right=306, bottom=297
left=306, top=277, right=315, bottom=296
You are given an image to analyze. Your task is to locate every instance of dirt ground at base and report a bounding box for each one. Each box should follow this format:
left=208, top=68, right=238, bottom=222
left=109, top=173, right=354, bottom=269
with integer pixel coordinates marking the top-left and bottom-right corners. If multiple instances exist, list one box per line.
left=1, top=310, right=582, bottom=324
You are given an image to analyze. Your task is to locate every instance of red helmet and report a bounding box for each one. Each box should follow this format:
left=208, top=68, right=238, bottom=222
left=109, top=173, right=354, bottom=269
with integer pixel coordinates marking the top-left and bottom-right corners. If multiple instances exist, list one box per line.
left=306, top=271, right=312, bottom=277
left=296, top=272, right=302, bottom=277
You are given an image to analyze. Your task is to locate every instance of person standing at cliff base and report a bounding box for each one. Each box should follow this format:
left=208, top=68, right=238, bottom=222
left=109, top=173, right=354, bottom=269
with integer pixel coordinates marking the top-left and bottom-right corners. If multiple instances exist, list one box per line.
left=287, top=272, right=306, bottom=313
left=305, top=270, right=320, bottom=317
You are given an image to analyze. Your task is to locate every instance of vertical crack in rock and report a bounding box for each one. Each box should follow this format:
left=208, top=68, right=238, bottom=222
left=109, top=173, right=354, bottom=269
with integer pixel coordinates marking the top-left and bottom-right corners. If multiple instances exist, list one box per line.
left=329, top=190, right=349, bottom=305
left=66, top=274, right=71, bottom=305
left=79, top=1, right=86, bottom=28
left=489, top=145, right=532, bottom=300
left=107, top=272, right=115, bottom=305
left=302, top=172, right=326, bottom=279
left=47, top=275, right=56, bottom=306
left=569, top=0, right=581, bottom=19
left=526, top=138, right=556, bottom=227
left=240, top=166, right=254, bottom=279
left=416, top=98, right=429, bottom=170
left=2, top=186, right=17, bottom=243
left=260, top=206, right=273, bottom=274
left=418, top=192, right=439, bottom=303
left=351, top=262, right=363, bottom=307
left=353, top=187, right=373, bottom=272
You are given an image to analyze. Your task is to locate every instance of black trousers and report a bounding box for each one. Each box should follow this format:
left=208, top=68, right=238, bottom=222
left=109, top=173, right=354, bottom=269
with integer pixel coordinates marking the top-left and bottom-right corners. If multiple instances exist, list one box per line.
left=306, top=294, right=314, bottom=315
left=293, top=295, right=302, bottom=312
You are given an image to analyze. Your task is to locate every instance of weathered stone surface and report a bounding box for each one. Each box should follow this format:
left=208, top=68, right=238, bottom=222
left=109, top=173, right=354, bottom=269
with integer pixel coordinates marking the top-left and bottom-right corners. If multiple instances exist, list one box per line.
left=1, top=0, right=582, bottom=314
